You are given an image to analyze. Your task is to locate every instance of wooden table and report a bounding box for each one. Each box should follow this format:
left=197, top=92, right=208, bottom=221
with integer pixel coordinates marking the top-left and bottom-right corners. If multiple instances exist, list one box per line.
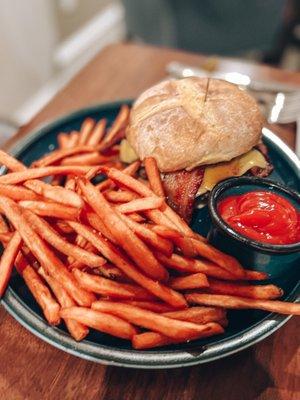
left=1, top=43, right=299, bottom=400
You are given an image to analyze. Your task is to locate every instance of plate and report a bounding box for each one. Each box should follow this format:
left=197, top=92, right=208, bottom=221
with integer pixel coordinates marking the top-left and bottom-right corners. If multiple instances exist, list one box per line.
left=1, top=100, right=299, bottom=369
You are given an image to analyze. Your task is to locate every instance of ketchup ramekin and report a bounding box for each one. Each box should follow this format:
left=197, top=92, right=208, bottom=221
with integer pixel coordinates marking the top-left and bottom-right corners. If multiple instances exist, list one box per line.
left=208, top=177, right=300, bottom=280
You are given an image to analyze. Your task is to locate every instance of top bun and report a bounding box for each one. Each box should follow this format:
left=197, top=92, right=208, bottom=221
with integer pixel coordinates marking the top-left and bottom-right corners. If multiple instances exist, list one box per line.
left=126, top=77, right=264, bottom=172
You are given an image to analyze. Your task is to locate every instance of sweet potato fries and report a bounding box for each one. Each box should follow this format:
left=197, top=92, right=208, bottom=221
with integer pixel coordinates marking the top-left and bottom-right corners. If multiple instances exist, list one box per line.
left=0, top=106, right=298, bottom=350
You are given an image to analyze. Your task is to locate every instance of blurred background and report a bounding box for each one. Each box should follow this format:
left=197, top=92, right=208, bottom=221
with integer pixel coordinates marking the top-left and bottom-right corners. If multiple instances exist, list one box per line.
left=0, top=0, right=299, bottom=141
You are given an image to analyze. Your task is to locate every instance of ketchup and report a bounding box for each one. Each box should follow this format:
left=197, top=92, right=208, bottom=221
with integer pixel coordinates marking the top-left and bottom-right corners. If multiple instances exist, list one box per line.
left=218, top=191, right=300, bottom=245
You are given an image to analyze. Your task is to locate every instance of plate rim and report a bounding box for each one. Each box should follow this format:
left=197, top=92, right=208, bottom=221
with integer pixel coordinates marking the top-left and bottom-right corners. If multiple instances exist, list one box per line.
left=1, top=100, right=299, bottom=369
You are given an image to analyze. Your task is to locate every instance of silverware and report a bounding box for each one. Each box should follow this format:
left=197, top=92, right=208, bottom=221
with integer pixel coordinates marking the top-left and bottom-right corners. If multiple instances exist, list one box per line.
left=166, top=61, right=299, bottom=93
left=268, top=91, right=300, bottom=158
left=268, top=91, right=300, bottom=124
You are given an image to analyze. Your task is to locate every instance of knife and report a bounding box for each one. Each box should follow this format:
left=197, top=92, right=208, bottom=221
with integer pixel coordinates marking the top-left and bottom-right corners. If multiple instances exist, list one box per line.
left=166, top=61, right=299, bottom=93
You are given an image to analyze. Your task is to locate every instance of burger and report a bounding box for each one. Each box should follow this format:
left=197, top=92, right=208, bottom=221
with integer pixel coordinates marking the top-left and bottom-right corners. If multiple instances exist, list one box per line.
left=121, top=77, right=273, bottom=222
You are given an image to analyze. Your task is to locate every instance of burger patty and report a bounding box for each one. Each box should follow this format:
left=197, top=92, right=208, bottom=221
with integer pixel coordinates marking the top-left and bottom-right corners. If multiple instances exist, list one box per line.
left=251, top=143, right=274, bottom=177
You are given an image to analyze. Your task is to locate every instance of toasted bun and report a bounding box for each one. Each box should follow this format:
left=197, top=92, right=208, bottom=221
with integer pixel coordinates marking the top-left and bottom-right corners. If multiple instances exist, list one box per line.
left=126, top=77, right=264, bottom=172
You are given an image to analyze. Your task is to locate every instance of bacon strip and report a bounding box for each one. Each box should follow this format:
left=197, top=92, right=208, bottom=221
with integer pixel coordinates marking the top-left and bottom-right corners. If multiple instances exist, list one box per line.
left=162, top=167, right=204, bottom=222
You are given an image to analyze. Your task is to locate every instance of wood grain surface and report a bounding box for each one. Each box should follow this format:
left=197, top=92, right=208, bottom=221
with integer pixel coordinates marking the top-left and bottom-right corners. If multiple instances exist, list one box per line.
left=0, top=43, right=299, bottom=400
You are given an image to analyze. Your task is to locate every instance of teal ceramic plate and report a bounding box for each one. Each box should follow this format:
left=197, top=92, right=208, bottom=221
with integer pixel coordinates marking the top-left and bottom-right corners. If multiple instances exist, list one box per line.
left=1, top=100, right=299, bottom=369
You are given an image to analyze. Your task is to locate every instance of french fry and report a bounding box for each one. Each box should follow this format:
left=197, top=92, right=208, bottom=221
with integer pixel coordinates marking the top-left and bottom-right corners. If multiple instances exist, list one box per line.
left=96, top=160, right=141, bottom=191
left=100, top=129, right=125, bottom=153
left=145, top=209, right=181, bottom=232
left=57, top=133, right=68, bottom=149
left=85, top=211, right=118, bottom=244
left=156, top=252, right=266, bottom=282
left=104, top=190, right=137, bottom=203
left=244, top=270, right=269, bottom=281
left=70, top=261, right=124, bottom=281
left=103, top=166, right=153, bottom=196
left=186, top=293, right=300, bottom=316
left=154, top=229, right=208, bottom=258
left=0, top=166, right=92, bottom=184
left=59, top=133, right=76, bottom=150
left=31, top=146, right=96, bottom=167
left=56, top=131, right=78, bottom=151
left=75, top=234, right=87, bottom=248
left=0, top=232, right=12, bottom=244
left=19, top=200, right=80, bottom=220
left=121, top=300, right=176, bottom=313
left=91, top=161, right=122, bottom=170
left=169, top=273, right=209, bottom=290
left=144, top=157, right=165, bottom=197
left=0, top=184, right=39, bottom=201
left=173, top=236, right=199, bottom=257
left=60, top=133, right=81, bottom=188
left=0, top=196, right=95, bottom=306
left=121, top=160, right=141, bottom=175
left=54, top=220, right=74, bottom=234
left=68, top=221, right=187, bottom=308
left=0, top=231, right=22, bottom=297
left=67, top=234, right=87, bottom=265
left=150, top=224, right=183, bottom=239
left=24, top=210, right=106, bottom=268
left=0, top=214, right=9, bottom=233
left=97, top=264, right=127, bottom=281
left=207, top=279, right=283, bottom=300
left=38, top=267, right=89, bottom=341
left=115, top=197, right=164, bottom=214
left=0, top=149, right=26, bottom=172
left=24, top=180, right=83, bottom=208
left=79, top=179, right=169, bottom=282
left=128, top=213, right=145, bottom=222
left=163, top=306, right=226, bottom=324
left=151, top=226, right=200, bottom=257
left=117, top=212, right=173, bottom=256
left=156, top=252, right=235, bottom=280
left=65, top=177, right=76, bottom=191
left=190, top=239, right=245, bottom=278
left=73, top=269, right=154, bottom=300
left=162, top=206, right=196, bottom=238
left=60, top=307, right=137, bottom=339
left=78, top=118, right=95, bottom=145
left=67, top=132, right=79, bottom=148
left=92, top=301, right=217, bottom=340
left=19, top=258, right=61, bottom=325
left=102, top=105, right=129, bottom=146
left=86, top=165, right=105, bottom=180
left=83, top=166, right=103, bottom=181
left=132, top=322, right=224, bottom=349
left=67, top=260, right=84, bottom=270
left=61, top=153, right=117, bottom=166
left=152, top=224, right=205, bottom=256
left=87, top=118, right=106, bottom=146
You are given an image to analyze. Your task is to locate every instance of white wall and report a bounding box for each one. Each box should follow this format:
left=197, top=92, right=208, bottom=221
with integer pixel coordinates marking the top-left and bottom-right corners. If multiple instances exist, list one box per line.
left=0, top=0, right=57, bottom=118
left=0, top=0, right=125, bottom=126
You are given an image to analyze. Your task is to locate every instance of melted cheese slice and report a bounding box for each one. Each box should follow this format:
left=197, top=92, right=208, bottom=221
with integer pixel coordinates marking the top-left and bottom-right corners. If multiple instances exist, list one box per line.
left=120, top=139, right=138, bottom=164
left=197, top=149, right=267, bottom=195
